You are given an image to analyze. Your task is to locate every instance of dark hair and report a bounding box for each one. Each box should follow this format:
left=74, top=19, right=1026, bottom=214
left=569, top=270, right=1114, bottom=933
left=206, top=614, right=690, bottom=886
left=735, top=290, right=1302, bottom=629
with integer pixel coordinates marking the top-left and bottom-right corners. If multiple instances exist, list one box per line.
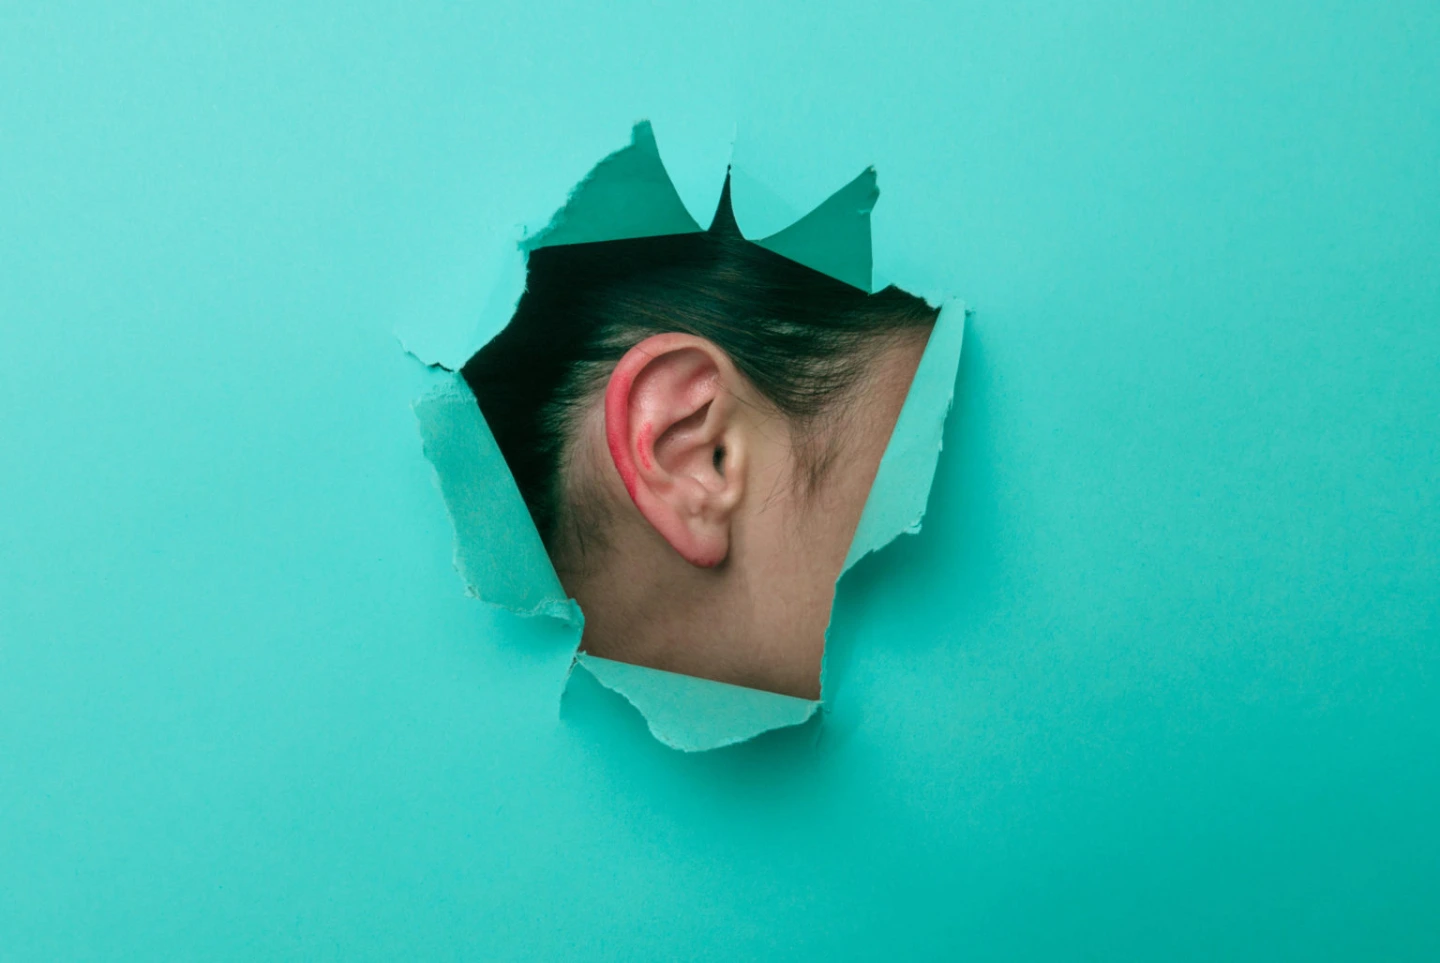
left=461, top=182, right=937, bottom=554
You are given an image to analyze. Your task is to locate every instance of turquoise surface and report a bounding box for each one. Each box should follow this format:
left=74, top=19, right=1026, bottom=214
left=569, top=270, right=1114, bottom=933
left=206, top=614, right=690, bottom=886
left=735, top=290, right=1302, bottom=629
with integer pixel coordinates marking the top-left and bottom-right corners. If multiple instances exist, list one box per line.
left=2, top=2, right=1437, bottom=960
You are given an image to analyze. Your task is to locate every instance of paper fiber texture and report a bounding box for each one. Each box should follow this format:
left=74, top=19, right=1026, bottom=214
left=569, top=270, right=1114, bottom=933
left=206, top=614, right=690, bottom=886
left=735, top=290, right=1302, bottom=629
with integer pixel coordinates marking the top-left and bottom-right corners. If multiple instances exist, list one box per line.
left=410, top=121, right=964, bottom=750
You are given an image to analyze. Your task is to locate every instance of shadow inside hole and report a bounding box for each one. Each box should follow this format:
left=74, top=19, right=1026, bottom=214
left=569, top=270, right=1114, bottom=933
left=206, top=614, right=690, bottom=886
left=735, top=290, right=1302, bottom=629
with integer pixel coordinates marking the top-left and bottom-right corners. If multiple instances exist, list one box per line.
left=413, top=121, right=974, bottom=750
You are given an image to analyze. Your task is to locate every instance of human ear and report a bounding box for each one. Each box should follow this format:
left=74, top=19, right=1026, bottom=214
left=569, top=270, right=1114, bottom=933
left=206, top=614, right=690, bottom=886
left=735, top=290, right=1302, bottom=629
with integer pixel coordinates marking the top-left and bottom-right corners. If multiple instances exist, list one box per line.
left=604, top=333, right=746, bottom=568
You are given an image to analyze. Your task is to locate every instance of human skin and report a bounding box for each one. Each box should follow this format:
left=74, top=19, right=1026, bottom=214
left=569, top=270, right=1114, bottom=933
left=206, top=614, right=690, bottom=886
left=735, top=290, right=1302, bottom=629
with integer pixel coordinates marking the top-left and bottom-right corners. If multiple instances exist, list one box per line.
left=557, top=330, right=931, bottom=699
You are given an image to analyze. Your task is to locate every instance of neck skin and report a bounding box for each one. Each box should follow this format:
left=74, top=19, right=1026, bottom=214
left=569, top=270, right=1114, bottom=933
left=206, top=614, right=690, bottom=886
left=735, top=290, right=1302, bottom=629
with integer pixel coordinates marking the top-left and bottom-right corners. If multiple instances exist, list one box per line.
left=559, top=334, right=929, bottom=699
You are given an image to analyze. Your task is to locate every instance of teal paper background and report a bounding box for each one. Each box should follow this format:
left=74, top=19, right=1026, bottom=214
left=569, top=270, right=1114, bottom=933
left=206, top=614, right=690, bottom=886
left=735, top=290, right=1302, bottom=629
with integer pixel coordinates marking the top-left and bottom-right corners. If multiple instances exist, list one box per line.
left=2, top=2, right=1437, bottom=960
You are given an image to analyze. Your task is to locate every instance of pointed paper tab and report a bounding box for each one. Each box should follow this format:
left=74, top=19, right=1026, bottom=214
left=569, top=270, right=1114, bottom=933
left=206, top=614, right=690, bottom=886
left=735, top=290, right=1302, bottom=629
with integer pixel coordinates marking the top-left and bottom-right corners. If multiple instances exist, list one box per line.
left=753, top=167, right=878, bottom=292
left=406, top=121, right=965, bottom=752
left=525, top=120, right=703, bottom=251
left=414, top=374, right=582, bottom=627
left=576, top=655, right=819, bottom=752
left=843, top=300, right=967, bottom=571
left=650, top=118, right=736, bottom=237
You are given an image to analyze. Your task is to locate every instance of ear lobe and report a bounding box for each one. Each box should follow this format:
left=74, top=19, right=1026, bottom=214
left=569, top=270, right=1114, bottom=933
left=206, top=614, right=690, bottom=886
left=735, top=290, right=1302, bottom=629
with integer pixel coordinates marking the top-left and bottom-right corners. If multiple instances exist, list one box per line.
left=605, top=334, right=746, bottom=568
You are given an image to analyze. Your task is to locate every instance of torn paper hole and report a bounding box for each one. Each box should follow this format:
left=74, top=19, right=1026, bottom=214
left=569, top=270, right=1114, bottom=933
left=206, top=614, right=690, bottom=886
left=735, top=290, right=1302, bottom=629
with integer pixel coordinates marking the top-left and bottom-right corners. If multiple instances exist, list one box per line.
left=405, top=120, right=965, bottom=751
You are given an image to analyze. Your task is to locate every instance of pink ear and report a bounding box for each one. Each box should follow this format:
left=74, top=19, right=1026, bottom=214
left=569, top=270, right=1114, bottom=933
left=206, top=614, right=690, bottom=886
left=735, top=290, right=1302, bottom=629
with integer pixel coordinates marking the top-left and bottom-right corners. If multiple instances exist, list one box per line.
left=603, top=334, right=740, bottom=568
left=605, top=362, right=643, bottom=503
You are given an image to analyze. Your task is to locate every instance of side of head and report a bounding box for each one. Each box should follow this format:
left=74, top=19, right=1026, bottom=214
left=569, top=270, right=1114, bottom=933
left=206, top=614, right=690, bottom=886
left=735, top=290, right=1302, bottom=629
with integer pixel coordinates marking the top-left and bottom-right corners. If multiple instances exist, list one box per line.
left=461, top=185, right=936, bottom=698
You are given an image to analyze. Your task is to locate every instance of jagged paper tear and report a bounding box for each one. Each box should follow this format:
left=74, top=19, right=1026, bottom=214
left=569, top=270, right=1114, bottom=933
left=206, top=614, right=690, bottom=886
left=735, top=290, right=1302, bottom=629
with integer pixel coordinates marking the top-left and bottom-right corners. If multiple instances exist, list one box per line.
left=407, top=120, right=965, bottom=751
left=844, top=300, right=966, bottom=570
left=413, top=377, right=583, bottom=627
left=575, top=654, right=819, bottom=752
